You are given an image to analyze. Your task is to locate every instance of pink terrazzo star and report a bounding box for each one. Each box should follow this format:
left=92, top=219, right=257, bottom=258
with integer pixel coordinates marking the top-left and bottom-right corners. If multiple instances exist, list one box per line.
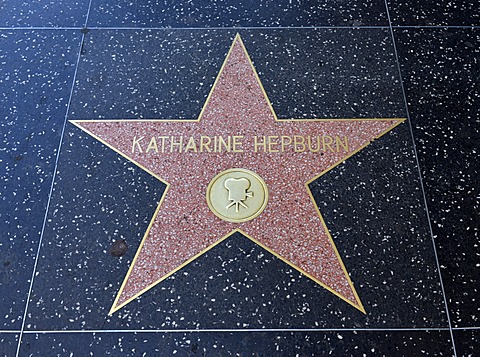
left=72, top=34, right=404, bottom=315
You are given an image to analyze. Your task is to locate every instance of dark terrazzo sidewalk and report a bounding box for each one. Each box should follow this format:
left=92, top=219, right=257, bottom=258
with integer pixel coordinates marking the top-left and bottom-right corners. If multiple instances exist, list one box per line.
left=0, top=1, right=478, bottom=356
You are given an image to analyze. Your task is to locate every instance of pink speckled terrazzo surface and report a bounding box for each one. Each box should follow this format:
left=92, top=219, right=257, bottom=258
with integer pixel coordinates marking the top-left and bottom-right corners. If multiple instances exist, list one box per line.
left=74, top=37, right=403, bottom=312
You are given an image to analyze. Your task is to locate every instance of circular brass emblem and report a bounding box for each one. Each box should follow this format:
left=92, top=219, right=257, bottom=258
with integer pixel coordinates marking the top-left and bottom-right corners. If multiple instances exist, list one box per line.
left=206, top=168, right=268, bottom=223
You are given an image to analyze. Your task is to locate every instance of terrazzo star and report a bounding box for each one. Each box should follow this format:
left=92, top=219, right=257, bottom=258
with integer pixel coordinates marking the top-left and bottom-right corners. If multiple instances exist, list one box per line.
left=71, top=34, right=404, bottom=315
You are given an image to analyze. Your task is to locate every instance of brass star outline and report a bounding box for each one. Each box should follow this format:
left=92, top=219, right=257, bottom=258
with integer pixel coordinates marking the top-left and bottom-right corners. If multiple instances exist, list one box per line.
left=71, top=34, right=405, bottom=315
